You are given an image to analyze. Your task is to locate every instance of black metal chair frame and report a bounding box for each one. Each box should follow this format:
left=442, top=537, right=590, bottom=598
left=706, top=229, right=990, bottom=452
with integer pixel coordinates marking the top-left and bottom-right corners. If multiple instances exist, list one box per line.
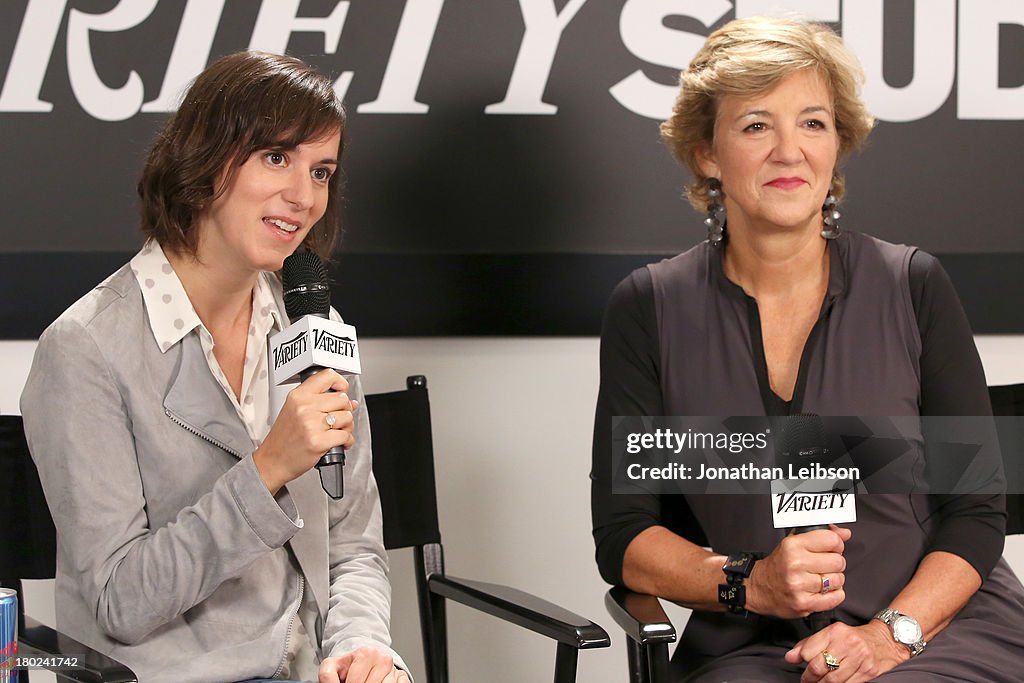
left=368, top=375, right=610, bottom=683
left=604, top=384, right=1024, bottom=683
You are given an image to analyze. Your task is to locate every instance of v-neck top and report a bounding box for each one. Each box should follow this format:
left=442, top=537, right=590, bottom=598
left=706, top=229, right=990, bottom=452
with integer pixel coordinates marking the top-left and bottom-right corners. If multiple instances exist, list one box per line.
left=653, top=231, right=919, bottom=418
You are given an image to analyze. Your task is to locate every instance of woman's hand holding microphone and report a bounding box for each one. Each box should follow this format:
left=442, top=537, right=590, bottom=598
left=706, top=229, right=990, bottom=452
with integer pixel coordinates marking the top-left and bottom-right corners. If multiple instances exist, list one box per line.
left=254, top=369, right=357, bottom=495
left=744, top=525, right=852, bottom=619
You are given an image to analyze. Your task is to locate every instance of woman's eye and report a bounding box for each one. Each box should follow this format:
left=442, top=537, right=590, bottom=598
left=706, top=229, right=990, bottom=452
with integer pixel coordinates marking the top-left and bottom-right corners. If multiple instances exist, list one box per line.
left=312, top=167, right=332, bottom=182
left=265, top=151, right=286, bottom=165
left=745, top=122, right=766, bottom=132
left=805, top=119, right=827, bottom=130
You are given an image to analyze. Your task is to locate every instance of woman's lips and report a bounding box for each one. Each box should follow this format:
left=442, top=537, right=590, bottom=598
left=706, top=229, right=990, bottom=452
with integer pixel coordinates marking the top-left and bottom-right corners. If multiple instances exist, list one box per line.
left=264, top=217, right=301, bottom=241
left=765, top=178, right=806, bottom=190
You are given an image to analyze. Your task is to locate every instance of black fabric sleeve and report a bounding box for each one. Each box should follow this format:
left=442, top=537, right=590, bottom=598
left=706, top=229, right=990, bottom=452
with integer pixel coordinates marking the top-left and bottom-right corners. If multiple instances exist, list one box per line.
left=911, top=250, right=1006, bottom=580
left=591, top=268, right=664, bottom=586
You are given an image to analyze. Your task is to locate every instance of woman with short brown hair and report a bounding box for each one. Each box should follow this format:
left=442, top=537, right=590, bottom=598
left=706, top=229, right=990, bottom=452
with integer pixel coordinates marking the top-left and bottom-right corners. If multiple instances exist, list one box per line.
left=23, top=51, right=409, bottom=683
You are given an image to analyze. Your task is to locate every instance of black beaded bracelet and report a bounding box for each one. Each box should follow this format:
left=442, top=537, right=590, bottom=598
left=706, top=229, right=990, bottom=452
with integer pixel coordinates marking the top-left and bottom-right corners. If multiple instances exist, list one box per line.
left=719, top=552, right=764, bottom=615
left=718, top=582, right=747, bottom=614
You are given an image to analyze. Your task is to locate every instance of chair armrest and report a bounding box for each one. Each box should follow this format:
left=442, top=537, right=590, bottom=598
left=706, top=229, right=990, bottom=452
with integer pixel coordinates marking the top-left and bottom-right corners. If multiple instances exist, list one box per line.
left=428, top=574, right=610, bottom=649
left=604, top=586, right=676, bottom=645
left=19, top=616, right=138, bottom=682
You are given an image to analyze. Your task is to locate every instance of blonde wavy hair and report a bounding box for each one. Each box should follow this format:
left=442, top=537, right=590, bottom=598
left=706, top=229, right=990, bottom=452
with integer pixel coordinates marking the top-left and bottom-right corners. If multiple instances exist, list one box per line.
left=661, top=17, right=875, bottom=212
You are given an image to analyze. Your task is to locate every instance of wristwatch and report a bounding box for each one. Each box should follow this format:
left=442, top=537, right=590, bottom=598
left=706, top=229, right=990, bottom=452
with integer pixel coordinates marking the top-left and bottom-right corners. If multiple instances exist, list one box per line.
left=719, top=552, right=763, bottom=616
left=873, top=608, right=927, bottom=656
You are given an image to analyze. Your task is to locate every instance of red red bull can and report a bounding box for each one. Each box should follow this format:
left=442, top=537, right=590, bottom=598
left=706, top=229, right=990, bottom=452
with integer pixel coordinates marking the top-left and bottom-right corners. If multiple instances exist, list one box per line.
left=0, top=587, right=16, bottom=683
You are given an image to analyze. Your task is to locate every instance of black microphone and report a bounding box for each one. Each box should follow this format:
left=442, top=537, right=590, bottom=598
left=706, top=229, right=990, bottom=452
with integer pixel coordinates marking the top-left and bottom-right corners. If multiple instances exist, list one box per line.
left=776, top=413, right=838, bottom=632
left=281, top=251, right=346, bottom=499
left=777, top=414, right=831, bottom=534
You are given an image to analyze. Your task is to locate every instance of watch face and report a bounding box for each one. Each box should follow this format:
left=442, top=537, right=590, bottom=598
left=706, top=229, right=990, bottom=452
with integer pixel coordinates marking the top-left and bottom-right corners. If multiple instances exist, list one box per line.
left=893, top=616, right=922, bottom=644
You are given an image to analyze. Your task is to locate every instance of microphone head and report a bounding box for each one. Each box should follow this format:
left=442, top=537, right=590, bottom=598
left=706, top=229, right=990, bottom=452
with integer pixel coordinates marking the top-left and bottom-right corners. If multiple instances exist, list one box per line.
left=778, top=413, right=827, bottom=463
left=282, top=250, right=330, bottom=321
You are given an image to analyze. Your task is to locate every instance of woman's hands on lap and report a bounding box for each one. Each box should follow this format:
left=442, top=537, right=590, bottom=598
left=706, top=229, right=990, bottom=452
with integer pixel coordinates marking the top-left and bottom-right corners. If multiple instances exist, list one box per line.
left=765, top=525, right=910, bottom=681
left=784, top=619, right=909, bottom=682
left=254, top=369, right=358, bottom=495
left=746, top=525, right=851, bottom=618
left=319, top=648, right=410, bottom=682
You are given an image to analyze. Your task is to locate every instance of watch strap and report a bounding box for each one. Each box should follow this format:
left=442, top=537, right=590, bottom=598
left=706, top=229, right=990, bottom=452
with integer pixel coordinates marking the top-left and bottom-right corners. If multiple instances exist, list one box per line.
left=873, top=607, right=898, bottom=624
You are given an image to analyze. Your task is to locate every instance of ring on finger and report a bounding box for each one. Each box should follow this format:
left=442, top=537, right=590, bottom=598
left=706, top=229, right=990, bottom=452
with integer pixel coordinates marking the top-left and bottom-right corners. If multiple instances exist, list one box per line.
left=822, top=650, right=840, bottom=672
left=325, top=413, right=337, bottom=428
left=820, top=574, right=831, bottom=594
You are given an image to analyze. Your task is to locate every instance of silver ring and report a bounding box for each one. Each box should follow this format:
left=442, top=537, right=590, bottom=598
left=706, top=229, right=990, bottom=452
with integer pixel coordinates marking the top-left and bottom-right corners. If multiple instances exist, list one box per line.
left=325, top=413, right=337, bottom=428
left=820, top=575, right=831, bottom=594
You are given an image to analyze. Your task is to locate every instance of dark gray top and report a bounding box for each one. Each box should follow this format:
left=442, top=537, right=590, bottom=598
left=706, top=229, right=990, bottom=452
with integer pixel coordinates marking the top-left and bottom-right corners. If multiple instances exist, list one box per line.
left=591, top=232, right=1024, bottom=680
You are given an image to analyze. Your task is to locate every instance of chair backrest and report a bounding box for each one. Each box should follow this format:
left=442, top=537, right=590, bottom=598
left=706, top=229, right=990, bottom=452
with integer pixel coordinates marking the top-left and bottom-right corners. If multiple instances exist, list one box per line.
left=365, top=375, right=449, bottom=683
left=989, top=384, right=1024, bottom=535
left=366, top=375, right=442, bottom=551
left=0, top=413, right=56, bottom=647
left=0, top=414, right=56, bottom=581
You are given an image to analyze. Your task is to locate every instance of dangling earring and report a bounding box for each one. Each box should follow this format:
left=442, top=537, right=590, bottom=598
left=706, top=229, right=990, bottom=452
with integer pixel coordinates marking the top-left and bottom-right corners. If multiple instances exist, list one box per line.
left=821, top=187, right=840, bottom=240
left=705, top=177, right=725, bottom=246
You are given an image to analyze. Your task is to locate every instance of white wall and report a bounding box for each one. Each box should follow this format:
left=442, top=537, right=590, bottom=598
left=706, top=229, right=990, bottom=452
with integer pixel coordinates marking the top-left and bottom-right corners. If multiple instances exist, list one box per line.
left=4, top=336, right=1024, bottom=683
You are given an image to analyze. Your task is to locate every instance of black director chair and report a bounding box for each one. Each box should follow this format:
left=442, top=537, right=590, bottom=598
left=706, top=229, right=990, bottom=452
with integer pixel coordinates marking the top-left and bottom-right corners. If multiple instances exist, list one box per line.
left=603, top=384, right=1024, bottom=683
left=367, top=375, right=610, bottom=683
left=0, top=414, right=138, bottom=682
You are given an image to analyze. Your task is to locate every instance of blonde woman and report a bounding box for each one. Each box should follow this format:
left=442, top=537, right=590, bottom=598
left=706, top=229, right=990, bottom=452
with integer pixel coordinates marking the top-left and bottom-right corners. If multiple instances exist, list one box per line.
left=592, top=17, right=1024, bottom=682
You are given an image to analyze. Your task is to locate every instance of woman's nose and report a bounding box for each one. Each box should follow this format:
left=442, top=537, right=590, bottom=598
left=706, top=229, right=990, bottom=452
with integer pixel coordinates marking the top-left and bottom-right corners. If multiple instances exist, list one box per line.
left=771, top=129, right=803, bottom=164
left=282, top=172, right=315, bottom=210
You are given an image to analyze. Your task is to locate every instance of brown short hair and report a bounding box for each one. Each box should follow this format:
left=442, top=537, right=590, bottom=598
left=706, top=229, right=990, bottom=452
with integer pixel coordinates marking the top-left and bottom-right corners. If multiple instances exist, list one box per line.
left=137, top=51, right=346, bottom=260
left=661, top=17, right=875, bottom=212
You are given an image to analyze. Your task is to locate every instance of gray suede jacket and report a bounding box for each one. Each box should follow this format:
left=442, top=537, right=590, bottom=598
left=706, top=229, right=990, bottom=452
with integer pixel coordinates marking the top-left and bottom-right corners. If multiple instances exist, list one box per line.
left=21, top=264, right=405, bottom=682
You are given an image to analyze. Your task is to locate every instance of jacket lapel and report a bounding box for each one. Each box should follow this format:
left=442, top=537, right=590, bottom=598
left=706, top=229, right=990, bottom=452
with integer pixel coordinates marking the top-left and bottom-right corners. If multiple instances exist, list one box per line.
left=163, top=335, right=254, bottom=459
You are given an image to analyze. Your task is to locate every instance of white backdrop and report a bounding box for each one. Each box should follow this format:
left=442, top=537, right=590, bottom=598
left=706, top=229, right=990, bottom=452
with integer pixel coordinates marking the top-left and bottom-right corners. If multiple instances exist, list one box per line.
left=3, top=336, right=1023, bottom=683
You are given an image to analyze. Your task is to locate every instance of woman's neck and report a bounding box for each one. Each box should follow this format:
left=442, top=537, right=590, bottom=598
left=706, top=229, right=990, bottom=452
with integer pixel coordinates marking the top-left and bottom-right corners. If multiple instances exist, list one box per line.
left=722, top=222, right=829, bottom=300
left=165, top=248, right=256, bottom=333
